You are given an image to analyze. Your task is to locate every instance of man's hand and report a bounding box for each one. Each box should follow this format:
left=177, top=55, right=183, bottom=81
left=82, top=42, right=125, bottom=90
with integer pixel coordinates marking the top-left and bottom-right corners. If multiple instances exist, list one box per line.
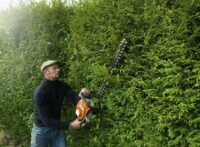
left=79, top=88, right=90, bottom=97
left=69, top=119, right=82, bottom=129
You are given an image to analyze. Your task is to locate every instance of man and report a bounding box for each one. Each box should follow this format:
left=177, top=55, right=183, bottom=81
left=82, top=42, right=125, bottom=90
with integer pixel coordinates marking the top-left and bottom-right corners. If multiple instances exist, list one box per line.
left=31, top=60, right=89, bottom=147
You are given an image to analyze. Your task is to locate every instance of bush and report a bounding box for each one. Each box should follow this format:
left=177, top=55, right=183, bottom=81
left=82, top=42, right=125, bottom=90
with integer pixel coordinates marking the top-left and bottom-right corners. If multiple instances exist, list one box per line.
left=0, top=0, right=199, bottom=146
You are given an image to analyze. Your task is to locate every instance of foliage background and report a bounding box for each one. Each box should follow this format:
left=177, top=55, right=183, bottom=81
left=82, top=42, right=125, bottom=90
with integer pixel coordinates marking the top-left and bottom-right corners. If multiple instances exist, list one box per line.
left=0, top=0, right=199, bottom=146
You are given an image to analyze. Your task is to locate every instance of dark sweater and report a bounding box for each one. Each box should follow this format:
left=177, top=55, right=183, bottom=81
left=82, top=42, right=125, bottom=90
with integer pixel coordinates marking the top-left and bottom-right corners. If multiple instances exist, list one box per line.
left=33, top=79, right=80, bottom=130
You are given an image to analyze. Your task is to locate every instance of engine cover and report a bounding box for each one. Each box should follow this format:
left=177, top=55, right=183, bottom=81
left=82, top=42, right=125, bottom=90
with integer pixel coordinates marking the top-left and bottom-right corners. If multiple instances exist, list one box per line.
left=76, top=99, right=92, bottom=120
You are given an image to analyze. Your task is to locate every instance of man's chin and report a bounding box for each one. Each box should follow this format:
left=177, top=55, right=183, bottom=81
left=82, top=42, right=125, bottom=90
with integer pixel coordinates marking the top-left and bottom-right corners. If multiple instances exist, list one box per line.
left=51, top=75, right=59, bottom=80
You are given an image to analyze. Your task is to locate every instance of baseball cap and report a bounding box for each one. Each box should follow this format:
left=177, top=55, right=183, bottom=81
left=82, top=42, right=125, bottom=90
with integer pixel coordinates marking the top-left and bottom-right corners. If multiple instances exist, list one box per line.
left=40, top=60, right=58, bottom=71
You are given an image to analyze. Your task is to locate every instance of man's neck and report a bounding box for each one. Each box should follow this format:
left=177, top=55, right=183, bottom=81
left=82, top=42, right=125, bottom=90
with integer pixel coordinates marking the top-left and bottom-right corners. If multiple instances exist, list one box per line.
left=44, top=76, right=57, bottom=81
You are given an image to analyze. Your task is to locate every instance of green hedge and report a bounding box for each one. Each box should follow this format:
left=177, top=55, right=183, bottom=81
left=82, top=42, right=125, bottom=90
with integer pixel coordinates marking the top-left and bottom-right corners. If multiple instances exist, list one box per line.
left=0, top=0, right=199, bottom=146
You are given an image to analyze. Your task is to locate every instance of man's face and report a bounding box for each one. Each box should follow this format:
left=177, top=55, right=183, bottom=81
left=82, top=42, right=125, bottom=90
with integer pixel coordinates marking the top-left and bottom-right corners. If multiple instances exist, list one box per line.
left=43, top=64, right=60, bottom=80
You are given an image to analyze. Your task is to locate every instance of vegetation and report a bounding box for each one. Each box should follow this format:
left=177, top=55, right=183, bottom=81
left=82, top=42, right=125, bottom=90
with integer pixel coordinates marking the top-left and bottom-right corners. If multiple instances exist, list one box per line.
left=0, top=0, right=199, bottom=146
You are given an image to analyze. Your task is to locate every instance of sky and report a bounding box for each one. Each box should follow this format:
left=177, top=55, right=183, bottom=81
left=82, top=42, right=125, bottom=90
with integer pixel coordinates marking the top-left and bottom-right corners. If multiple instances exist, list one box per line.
left=0, top=0, right=21, bottom=9
left=0, top=0, right=79, bottom=10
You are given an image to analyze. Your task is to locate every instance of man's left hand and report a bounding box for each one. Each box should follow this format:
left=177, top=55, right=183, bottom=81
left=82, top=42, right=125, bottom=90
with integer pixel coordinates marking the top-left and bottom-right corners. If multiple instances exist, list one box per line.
left=79, top=88, right=90, bottom=97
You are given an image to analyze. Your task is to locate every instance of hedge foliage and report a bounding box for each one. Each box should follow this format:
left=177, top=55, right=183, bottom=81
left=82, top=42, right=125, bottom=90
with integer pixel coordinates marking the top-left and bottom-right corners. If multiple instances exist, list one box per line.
left=0, top=0, right=199, bottom=146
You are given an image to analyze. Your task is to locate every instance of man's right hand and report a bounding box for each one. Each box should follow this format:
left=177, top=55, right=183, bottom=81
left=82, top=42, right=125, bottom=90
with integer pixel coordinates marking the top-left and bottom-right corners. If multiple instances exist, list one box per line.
left=69, top=119, right=81, bottom=129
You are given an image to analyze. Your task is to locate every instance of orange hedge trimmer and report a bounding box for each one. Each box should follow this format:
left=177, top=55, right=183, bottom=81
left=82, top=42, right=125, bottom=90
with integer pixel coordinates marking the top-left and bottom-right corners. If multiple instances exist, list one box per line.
left=75, top=39, right=128, bottom=126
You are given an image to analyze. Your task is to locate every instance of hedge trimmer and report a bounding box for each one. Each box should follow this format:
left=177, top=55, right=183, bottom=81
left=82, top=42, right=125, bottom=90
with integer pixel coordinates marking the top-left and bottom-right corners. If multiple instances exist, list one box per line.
left=75, top=39, right=128, bottom=126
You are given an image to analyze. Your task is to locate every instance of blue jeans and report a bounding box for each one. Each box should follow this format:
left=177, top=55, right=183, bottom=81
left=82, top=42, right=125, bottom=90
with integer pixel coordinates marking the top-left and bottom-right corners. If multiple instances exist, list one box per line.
left=31, top=123, right=67, bottom=147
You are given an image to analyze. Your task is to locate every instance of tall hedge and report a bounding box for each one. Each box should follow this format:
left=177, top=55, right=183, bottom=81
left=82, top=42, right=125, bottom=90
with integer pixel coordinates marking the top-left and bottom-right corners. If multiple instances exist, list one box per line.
left=0, top=0, right=199, bottom=146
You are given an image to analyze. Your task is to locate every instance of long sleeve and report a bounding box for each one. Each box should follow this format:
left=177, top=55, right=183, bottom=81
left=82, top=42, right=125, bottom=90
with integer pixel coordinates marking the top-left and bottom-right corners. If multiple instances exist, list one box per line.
left=63, top=83, right=81, bottom=105
left=34, top=86, right=70, bottom=130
